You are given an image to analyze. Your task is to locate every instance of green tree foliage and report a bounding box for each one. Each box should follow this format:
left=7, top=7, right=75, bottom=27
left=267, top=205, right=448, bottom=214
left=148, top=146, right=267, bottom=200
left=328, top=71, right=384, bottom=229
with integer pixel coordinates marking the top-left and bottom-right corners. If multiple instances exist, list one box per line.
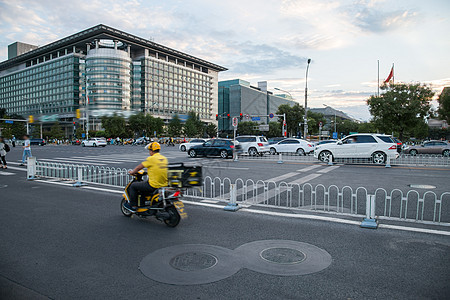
left=48, top=122, right=64, bottom=139
left=128, top=113, right=147, bottom=136
left=237, top=121, right=258, bottom=135
left=167, top=114, right=183, bottom=137
left=101, top=115, right=127, bottom=138
left=367, top=83, right=434, bottom=140
left=357, top=121, right=377, bottom=133
left=307, top=111, right=326, bottom=135
left=205, top=123, right=217, bottom=138
left=437, top=88, right=450, bottom=124
left=184, top=111, right=204, bottom=137
left=267, top=122, right=282, bottom=138
left=0, top=109, right=27, bottom=138
left=276, top=103, right=305, bottom=137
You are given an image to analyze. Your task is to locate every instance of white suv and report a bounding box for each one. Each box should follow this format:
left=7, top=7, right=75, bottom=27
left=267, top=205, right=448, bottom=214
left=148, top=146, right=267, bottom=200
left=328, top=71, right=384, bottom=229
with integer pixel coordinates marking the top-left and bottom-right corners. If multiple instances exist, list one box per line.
left=314, top=133, right=398, bottom=164
left=81, top=138, right=107, bottom=147
left=235, top=136, right=269, bottom=156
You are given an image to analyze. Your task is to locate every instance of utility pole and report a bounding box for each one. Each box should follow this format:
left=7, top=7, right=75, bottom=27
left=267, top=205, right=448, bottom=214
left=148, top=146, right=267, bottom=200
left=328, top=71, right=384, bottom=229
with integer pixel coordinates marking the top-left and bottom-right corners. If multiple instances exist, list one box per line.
left=85, top=75, right=89, bottom=140
left=304, top=58, right=311, bottom=140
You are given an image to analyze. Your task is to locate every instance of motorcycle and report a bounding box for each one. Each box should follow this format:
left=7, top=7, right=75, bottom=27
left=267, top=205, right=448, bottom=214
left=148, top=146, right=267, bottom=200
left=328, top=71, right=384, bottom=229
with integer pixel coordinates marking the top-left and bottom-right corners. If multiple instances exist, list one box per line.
left=120, top=170, right=187, bottom=227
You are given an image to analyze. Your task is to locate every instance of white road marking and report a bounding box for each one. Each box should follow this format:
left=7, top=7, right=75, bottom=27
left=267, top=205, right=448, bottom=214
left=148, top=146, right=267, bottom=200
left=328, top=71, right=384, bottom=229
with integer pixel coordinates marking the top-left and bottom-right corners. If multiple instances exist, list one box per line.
left=2, top=166, right=26, bottom=171
left=297, top=165, right=322, bottom=172
left=39, top=158, right=107, bottom=166
left=0, top=171, right=15, bottom=175
left=26, top=179, right=450, bottom=236
left=204, top=166, right=249, bottom=170
left=201, top=199, right=220, bottom=204
left=265, top=172, right=300, bottom=182
left=317, top=166, right=340, bottom=173
left=288, top=173, right=322, bottom=185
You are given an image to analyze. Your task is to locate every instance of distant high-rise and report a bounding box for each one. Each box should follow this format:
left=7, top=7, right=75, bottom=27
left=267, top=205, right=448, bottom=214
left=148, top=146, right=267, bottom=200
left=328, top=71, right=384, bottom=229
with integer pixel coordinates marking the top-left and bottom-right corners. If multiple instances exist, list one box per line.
left=8, top=42, right=38, bottom=59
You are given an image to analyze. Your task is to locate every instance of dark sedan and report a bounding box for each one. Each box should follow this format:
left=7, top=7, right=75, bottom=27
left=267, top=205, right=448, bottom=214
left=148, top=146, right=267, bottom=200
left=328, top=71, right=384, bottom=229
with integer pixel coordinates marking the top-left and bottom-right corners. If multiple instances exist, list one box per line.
left=188, top=139, right=238, bottom=159
left=30, top=138, right=46, bottom=146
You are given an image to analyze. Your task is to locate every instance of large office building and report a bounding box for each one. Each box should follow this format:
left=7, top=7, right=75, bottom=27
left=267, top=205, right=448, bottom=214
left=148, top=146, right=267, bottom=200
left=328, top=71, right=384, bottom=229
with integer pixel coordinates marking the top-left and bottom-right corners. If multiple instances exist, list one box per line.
left=0, top=24, right=227, bottom=136
left=218, top=79, right=296, bottom=132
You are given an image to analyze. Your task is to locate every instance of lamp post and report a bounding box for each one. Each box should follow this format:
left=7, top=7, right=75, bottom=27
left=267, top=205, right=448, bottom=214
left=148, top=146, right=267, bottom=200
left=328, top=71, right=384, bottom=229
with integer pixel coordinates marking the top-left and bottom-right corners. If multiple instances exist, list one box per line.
left=323, top=104, right=336, bottom=134
left=304, top=58, right=311, bottom=140
left=274, top=87, right=293, bottom=99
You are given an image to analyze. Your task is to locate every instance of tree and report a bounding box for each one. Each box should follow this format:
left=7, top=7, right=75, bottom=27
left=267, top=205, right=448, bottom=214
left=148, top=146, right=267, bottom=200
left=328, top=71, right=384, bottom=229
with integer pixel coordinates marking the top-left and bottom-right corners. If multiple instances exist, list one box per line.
left=307, top=111, right=326, bottom=135
left=205, top=123, right=217, bottom=138
left=276, top=103, right=304, bottom=137
left=167, top=114, right=183, bottom=137
left=237, top=121, right=258, bottom=135
left=101, top=115, right=127, bottom=137
left=357, top=121, right=377, bottom=133
left=367, top=83, right=434, bottom=141
left=128, top=113, right=146, bottom=136
left=184, top=111, right=203, bottom=137
left=48, top=122, right=64, bottom=139
left=267, top=122, right=282, bottom=137
left=437, top=87, right=450, bottom=124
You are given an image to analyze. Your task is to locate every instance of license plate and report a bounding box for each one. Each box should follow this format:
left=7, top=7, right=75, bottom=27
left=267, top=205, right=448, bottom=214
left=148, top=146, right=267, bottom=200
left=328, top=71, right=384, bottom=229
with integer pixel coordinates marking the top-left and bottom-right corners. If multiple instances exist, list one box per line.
left=173, top=201, right=187, bottom=219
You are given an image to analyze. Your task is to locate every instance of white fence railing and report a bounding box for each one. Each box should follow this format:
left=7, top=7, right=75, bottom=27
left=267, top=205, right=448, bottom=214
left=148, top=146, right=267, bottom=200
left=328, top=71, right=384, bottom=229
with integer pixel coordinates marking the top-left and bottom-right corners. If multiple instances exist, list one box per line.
left=29, top=161, right=450, bottom=228
left=238, top=153, right=450, bottom=167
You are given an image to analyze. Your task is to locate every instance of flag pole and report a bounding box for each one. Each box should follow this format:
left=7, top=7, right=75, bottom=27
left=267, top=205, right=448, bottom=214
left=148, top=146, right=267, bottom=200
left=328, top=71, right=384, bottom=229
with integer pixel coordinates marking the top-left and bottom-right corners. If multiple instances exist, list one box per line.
left=377, top=60, right=380, bottom=96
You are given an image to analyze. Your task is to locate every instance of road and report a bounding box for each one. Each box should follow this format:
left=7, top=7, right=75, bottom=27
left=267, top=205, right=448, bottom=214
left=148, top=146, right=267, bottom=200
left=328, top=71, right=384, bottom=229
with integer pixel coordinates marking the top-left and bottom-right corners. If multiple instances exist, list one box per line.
left=1, top=145, right=450, bottom=299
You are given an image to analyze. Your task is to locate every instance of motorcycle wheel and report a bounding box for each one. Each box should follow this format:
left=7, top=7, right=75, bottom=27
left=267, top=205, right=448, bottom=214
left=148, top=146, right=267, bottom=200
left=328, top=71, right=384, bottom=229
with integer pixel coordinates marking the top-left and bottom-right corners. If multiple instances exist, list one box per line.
left=120, top=198, right=133, bottom=217
left=164, top=205, right=181, bottom=227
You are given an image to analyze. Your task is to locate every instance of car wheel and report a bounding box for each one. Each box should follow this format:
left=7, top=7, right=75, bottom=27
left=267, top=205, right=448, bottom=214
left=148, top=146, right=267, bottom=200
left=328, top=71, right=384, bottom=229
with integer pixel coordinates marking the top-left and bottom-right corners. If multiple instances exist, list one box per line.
left=270, top=147, right=277, bottom=155
left=81, top=143, right=85, bottom=147
left=443, top=149, right=450, bottom=157
left=220, top=150, right=228, bottom=159
left=102, top=145, right=106, bottom=147
left=319, top=150, right=332, bottom=162
left=409, top=149, right=418, bottom=156
left=188, top=149, right=197, bottom=158
left=296, top=148, right=305, bottom=156
left=93, top=143, right=97, bottom=147
left=248, top=147, right=258, bottom=156
left=372, top=151, right=386, bottom=164
left=180, top=145, right=186, bottom=152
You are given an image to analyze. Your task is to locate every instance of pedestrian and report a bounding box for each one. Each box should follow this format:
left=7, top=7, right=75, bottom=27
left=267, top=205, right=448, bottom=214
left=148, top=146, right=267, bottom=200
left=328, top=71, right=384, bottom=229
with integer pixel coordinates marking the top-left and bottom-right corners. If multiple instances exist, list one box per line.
left=12, top=135, right=16, bottom=147
left=20, top=135, right=32, bottom=166
left=0, top=136, right=8, bottom=169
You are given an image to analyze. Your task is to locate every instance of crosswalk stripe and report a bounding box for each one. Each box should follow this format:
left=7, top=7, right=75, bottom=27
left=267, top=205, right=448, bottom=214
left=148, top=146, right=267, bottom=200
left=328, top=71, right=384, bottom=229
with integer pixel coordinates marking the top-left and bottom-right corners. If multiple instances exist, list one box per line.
left=39, top=158, right=107, bottom=166
left=0, top=170, right=16, bottom=175
left=288, top=173, right=322, bottom=185
left=317, top=166, right=340, bottom=173
left=265, top=172, right=300, bottom=182
left=297, top=165, right=321, bottom=172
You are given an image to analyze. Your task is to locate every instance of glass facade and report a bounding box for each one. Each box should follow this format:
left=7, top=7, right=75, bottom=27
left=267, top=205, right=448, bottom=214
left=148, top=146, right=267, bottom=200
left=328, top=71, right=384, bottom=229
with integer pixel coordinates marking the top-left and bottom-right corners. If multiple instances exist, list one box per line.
left=0, top=54, right=81, bottom=116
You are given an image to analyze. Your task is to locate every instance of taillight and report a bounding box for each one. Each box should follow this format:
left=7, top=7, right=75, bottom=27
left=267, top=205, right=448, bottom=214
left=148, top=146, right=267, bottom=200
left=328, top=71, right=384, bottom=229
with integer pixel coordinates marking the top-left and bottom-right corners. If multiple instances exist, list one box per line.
left=308, top=144, right=313, bottom=147
left=173, top=191, right=181, bottom=197
left=230, top=145, right=235, bottom=148
left=257, top=143, right=263, bottom=146
left=388, top=145, right=396, bottom=150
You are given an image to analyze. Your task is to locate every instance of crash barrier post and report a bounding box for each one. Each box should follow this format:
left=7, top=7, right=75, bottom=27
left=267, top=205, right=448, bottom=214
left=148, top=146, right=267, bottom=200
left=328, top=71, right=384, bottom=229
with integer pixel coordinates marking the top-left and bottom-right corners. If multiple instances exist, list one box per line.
left=277, top=153, right=283, bottom=164
left=361, top=194, right=378, bottom=229
left=27, top=156, right=36, bottom=180
left=327, top=153, right=333, bottom=166
left=385, top=155, right=391, bottom=168
left=224, top=183, right=240, bottom=211
left=73, top=167, right=87, bottom=187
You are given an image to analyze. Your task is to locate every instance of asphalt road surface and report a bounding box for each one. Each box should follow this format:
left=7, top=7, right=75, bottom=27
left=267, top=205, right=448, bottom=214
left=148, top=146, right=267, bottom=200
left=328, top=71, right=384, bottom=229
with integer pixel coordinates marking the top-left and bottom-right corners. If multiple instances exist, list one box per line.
left=1, top=145, right=450, bottom=299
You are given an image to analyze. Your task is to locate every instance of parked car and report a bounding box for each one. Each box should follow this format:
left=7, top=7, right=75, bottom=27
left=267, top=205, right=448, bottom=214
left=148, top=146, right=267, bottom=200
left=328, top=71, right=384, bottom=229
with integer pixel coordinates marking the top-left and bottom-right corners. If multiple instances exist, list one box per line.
left=314, top=133, right=398, bottom=164
left=179, top=139, right=208, bottom=152
left=268, top=137, right=286, bottom=145
left=30, top=138, right=46, bottom=146
left=188, top=139, right=239, bottom=159
left=270, top=138, right=314, bottom=155
left=235, top=135, right=269, bottom=156
left=316, top=139, right=337, bottom=146
left=404, top=140, right=450, bottom=156
left=81, top=138, right=107, bottom=147
left=72, top=139, right=81, bottom=145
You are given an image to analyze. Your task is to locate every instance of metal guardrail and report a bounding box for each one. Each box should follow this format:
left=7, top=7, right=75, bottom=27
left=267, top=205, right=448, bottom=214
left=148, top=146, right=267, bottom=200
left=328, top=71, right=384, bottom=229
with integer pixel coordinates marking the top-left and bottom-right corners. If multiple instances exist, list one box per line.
left=28, top=160, right=450, bottom=228
left=237, top=153, right=450, bottom=167
left=184, top=176, right=450, bottom=227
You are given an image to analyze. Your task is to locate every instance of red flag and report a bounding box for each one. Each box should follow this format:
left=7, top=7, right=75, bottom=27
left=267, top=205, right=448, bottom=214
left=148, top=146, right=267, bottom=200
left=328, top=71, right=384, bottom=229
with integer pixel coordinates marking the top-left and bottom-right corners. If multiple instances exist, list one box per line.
left=384, top=66, right=394, bottom=83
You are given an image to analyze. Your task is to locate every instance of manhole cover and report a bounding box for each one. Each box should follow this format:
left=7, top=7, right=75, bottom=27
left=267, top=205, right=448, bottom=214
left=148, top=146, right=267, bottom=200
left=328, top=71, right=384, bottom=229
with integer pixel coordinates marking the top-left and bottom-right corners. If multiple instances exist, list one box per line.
left=235, top=240, right=332, bottom=276
left=260, top=248, right=306, bottom=264
left=408, top=184, right=436, bottom=189
left=170, top=252, right=218, bottom=271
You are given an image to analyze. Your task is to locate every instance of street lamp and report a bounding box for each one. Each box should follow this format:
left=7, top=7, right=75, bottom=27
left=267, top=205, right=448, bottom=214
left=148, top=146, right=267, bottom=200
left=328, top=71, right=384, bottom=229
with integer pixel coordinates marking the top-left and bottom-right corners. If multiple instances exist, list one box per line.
left=323, top=104, right=337, bottom=134
left=304, top=58, right=311, bottom=140
left=274, top=87, right=293, bottom=99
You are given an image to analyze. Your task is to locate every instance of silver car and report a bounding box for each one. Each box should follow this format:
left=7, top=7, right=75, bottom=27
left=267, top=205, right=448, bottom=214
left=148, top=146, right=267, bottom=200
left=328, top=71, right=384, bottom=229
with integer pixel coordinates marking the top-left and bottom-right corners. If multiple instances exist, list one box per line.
left=405, top=140, right=450, bottom=156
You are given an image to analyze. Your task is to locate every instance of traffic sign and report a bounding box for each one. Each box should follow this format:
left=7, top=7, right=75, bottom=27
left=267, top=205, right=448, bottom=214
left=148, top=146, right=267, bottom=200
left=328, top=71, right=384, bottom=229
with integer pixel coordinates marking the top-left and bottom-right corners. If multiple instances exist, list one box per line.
left=251, top=117, right=260, bottom=121
left=319, top=121, right=323, bottom=127
left=259, top=125, right=269, bottom=131
left=269, top=113, right=274, bottom=119
left=4, top=120, right=13, bottom=124
left=232, top=117, right=238, bottom=127
left=332, top=132, right=338, bottom=139
left=245, top=114, right=250, bottom=120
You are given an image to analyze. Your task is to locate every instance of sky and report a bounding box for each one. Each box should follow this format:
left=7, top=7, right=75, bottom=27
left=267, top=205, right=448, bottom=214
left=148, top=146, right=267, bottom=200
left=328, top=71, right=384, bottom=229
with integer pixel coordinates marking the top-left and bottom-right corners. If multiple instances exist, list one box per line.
left=1, top=0, right=449, bottom=120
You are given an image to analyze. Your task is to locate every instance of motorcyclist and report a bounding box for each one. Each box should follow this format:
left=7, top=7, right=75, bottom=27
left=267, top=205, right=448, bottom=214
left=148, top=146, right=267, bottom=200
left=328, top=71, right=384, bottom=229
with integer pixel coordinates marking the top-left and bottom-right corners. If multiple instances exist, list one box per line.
left=124, top=142, right=168, bottom=211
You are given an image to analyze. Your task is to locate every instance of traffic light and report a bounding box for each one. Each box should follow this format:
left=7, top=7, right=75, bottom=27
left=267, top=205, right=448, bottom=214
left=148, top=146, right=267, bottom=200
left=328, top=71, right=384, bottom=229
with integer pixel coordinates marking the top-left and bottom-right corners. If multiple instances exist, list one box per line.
left=76, top=108, right=81, bottom=119
left=28, top=115, right=34, bottom=123
left=73, top=122, right=76, bottom=125
left=239, top=113, right=243, bottom=121
left=227, top=113, right=230, bottom=118
left=215, top=114, right=218, bottom=120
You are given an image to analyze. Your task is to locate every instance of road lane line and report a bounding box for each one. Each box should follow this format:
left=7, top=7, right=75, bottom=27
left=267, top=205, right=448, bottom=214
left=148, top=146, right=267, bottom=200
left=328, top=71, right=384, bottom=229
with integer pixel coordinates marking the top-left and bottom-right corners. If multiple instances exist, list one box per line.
left=204, top=166, right=249, bottom=170
left=39, top=158, right=107, bottom=166
left=317, top=166, right=340, bottom=173
left=265, top=172, right=301, bottom=182
left=288, top=173, right=322, bottom=185
left=0, top=171, right=15, bottom=175
left=297, top=165, right=322, bottom=172
left=2, top=166, right=26, bottom=171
